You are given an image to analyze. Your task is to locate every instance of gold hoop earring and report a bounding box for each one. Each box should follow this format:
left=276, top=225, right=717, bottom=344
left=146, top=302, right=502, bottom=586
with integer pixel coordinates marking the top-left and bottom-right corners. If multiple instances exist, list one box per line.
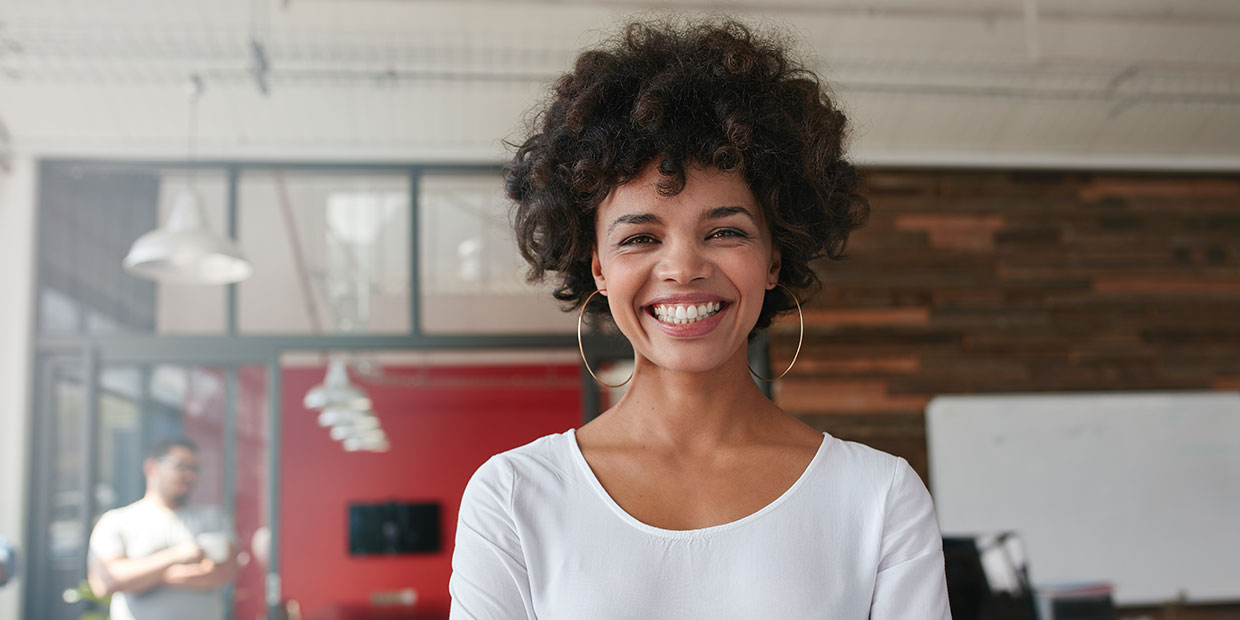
left=578, top=289, right=633, bottom=389
left=748, top=283, right=803, bottom=383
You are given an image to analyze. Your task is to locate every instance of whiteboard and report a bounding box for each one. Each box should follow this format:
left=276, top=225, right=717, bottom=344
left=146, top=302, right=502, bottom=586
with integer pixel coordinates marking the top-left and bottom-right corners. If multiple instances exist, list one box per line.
left=926, top=391, right=1240, bottom=605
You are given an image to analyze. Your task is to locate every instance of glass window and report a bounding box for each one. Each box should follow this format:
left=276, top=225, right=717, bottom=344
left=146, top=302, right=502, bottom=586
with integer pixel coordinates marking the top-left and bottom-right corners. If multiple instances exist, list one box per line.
left=151, top=172, right=231, bottom=335
left=38, top=287, right=79, bottom=333
left=237, top=170, right=411, bottom=334
left=231, top=365, right=271, bottom=620
left=97, top=388, right=141, bottom=510
left=92, top=363, right=271, bottom=620
left=418, top=172, right=574, bottom=334
left=31, top=361, right=88, bottom=620
left=29, top=358, right=272, bottom=620
left=36, top=163, right=231, bottom=335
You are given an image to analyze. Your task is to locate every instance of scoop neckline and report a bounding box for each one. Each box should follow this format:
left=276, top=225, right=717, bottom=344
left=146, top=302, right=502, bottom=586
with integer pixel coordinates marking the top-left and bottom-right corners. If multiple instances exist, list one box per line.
left=565, top=427, right=831, bottom=539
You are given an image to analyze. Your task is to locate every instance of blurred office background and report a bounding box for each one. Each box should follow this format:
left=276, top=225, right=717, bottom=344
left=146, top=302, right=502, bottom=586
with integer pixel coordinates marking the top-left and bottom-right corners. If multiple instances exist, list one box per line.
left=0, top=1, right=1237, bottom=619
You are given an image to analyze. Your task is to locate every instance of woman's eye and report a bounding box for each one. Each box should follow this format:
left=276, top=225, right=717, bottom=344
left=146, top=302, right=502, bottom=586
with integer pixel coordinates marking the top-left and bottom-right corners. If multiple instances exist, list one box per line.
left=620, top=234, right=656, bottom=246
left=709, top=228, right=748, bottom=240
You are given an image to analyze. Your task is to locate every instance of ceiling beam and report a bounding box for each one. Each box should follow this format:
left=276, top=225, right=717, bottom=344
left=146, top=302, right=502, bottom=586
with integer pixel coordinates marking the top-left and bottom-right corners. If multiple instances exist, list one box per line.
left=361, top=0, right=1240, bottom=26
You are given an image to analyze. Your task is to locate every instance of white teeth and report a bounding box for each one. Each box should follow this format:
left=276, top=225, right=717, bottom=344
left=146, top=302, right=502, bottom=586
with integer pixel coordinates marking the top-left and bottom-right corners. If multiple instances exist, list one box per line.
left=652, top=302, right=724, bottom=325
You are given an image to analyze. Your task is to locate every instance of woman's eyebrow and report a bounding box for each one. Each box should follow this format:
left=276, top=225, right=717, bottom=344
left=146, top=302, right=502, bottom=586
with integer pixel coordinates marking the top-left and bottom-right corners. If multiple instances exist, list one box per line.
left=607, top=206, right=753, bottom=234
left=608, top=213, right=661, bottom=234
left=702, top=205, right=757, bottom=223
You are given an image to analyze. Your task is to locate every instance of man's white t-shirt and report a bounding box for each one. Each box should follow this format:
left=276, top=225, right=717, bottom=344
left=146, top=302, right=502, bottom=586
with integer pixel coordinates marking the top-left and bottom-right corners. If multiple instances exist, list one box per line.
left=88, top=499, right=234, bottom=620
left=449, top=428, right=951, bottom=619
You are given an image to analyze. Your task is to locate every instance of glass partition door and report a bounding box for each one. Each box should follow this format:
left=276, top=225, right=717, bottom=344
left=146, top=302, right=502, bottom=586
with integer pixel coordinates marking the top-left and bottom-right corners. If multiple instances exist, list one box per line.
left=26, top=353, right=273, bottom=620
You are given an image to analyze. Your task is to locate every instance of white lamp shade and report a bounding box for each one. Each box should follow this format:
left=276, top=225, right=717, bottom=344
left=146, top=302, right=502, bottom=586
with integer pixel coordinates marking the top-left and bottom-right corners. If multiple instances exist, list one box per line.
left=329, top=424, right=353, bottom=441
left=343, top=433, right=390, bottom=453
left=356, top=428, right=386, bottom=442
left=123, top=190, right=252, bottom=285
left=351, top=414, right=380, bottom=431
left=303, top=359, right=373, bottom=411
left=328, top=413, right=381, bottom=439
left=330, top=413, right=386, bottom=449
left=318, top=407, right=364, bottom=428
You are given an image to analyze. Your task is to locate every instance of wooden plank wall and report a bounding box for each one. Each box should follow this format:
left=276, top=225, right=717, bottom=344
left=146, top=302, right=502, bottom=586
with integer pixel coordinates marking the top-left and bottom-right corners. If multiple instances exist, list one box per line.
left=771, top=169, right=1240, bottom=483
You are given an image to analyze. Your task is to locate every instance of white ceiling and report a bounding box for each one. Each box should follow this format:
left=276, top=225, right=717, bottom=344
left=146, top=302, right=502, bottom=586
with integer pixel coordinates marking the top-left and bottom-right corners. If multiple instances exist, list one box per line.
left=2, top=0, right=1239, bottom=168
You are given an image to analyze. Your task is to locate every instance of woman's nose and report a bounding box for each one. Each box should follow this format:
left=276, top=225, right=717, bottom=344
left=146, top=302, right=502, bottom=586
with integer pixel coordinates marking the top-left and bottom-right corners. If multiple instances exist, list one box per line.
left=655, top=239, right=712, bottom=283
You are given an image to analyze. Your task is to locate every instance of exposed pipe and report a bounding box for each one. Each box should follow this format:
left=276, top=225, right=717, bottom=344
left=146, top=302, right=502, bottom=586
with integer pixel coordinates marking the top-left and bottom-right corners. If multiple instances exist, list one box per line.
left=311, top=0, right=1240, bottom=26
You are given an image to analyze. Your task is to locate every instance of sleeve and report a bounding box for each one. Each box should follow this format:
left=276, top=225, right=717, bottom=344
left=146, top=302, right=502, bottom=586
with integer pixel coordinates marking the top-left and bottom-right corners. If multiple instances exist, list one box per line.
left=870, top=457, right=953, bottom=620
left=448, top=455, right=536, bottom=620
left=88, top=511, right=125, bottom=560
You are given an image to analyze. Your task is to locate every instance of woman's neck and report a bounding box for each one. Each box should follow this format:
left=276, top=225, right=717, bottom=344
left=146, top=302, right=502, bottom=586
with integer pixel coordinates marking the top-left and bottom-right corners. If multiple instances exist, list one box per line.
left=601, top=345, right=782, bottom=456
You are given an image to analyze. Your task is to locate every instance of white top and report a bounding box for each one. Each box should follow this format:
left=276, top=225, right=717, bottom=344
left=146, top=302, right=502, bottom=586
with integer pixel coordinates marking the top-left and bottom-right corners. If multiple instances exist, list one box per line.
left=449, top=428, right=952, bottom=619
left=89, top=499, right=235, bottom=620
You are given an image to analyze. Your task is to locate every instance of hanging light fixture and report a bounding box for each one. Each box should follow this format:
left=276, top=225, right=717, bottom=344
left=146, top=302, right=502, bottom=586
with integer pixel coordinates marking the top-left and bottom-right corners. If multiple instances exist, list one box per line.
left=344, top=430, right=390, bottom=453
left=322, top=410, right=388, bottom=452
left=329, top=412, right=379, bottom=440
left=317, top=406, right=364, bottom=428
left=306, top=359, right=387, bottom=452
left=123, top=75, right=252, bottom=285
left=123, top=190, right=253, bottom=284
left=341, top=421, right=389, bottom=452
left=303, top=358, right=373, bottom=412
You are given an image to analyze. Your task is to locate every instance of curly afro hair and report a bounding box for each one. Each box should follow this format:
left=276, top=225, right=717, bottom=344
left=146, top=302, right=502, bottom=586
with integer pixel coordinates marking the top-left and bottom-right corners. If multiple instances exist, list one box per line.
left=505, top=18, right=869, bottom=335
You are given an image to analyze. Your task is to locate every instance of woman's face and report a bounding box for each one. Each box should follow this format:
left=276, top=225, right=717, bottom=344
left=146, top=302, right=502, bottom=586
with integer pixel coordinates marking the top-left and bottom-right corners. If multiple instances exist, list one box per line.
left=591, top=160, right=780, bottom=375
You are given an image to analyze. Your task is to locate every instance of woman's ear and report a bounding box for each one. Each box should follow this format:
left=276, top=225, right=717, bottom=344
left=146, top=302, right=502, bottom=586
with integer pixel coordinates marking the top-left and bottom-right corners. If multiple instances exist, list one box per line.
left=591, top=249, right=607, bottom=294
left=766, top=246, right=782, bottom=289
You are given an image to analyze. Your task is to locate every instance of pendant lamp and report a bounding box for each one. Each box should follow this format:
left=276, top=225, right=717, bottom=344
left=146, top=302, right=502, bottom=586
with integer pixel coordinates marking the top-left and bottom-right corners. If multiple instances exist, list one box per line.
left=123, top=74, right=252, bottom=285
left=344, top=428, right=390, bottom=453
left=303, top=358, right=373, bottom=412
left=123, top=190, right=253, bottom=284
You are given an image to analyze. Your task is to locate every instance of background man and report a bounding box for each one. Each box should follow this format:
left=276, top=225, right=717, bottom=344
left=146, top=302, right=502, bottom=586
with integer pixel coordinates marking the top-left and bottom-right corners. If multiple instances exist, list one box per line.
left=88, top=437, right=237, bottom=620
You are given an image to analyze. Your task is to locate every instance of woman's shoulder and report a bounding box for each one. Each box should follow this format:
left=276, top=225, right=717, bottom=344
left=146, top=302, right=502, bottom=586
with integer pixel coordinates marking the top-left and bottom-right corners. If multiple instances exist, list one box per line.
left=458, top=429, right=586, bottom=525
left=820, top=432, right=907, bottom=473
left=812, top=432, right=922, bottom=502
left=467, top=429, right=577, bottom=486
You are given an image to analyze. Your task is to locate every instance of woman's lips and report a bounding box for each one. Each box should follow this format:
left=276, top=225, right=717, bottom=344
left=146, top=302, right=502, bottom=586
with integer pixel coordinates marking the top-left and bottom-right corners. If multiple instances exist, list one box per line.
left=644, top=301, right=729, bottom=337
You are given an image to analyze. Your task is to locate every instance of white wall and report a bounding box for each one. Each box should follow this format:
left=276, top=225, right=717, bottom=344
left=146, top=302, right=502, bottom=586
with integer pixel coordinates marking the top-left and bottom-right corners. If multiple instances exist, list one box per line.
left=0, top=153, right=36, bottom=619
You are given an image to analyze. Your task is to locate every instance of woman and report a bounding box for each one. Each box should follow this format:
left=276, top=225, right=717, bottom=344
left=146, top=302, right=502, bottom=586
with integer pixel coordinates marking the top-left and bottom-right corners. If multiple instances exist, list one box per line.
left=449, top=19, right=951, bottom=619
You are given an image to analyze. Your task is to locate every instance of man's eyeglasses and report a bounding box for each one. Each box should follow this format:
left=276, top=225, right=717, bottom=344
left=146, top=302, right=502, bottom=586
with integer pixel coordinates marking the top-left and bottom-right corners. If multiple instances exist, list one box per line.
left=159, top=459, right=200, bottom=474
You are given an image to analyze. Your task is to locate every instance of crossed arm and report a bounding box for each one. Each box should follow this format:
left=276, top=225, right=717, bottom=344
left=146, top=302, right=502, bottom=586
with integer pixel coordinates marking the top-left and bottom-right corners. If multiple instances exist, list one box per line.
left=88, top=542, right=238, bottom=598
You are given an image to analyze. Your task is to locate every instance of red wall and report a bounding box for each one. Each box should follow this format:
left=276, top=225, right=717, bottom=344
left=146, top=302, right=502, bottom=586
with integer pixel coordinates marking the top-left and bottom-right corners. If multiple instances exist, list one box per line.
left=279, top=363, right=582, bottom=617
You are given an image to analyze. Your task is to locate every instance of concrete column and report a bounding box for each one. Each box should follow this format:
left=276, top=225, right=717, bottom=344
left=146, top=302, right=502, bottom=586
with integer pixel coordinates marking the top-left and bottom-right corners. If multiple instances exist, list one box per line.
left=0, top=153, right=36, bottom=619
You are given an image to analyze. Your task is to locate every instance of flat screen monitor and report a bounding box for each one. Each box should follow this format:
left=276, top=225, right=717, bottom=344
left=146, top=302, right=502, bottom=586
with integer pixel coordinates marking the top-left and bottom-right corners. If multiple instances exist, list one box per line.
left=348, top=501, right=441, bottom=555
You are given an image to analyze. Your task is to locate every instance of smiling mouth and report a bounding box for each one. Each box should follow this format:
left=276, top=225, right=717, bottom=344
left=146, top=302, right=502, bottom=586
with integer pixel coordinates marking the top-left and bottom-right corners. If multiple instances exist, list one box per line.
left=647, top=302, right=727, bottom=325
